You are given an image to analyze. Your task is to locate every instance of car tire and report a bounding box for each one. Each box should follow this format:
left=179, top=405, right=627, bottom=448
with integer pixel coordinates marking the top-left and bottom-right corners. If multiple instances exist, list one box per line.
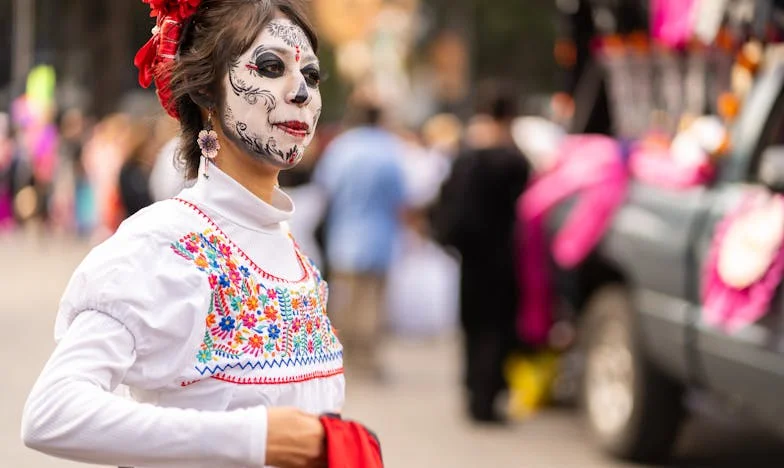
left=580, top=285, right=684, bottom=463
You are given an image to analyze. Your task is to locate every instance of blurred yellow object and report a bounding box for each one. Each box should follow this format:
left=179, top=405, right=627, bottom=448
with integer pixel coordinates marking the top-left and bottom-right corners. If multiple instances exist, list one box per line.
left=504, top=352, right=560, bottom=420
left=313, top=0, right=381, bottom=46
left=26, top=65, right=57, bottom=121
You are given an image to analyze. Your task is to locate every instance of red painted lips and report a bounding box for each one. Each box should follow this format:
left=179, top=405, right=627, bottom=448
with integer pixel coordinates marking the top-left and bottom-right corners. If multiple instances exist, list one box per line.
left=274, top=121, right=310, bottom=137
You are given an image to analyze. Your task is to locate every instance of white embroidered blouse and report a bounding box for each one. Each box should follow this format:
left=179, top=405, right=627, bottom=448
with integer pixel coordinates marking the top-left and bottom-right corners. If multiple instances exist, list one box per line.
left=21, top=165, right=345, bottom=468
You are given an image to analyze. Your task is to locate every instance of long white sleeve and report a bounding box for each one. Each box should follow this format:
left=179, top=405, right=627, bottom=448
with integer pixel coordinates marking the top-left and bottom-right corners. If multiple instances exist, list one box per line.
left=21, top=310, right=268, bottom=468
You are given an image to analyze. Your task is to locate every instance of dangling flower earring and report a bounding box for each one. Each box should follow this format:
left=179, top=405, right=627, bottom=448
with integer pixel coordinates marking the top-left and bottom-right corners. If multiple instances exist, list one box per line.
left=197, top=110, right=220, bottom=179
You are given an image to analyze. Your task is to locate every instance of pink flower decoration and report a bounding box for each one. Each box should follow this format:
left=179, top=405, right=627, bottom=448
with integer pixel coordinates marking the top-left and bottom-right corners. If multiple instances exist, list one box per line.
left=198, top=129, right=220, bottom=159
left=702, top=192, right=784, bottom=333
left=229, top=269, right=242, bottom=286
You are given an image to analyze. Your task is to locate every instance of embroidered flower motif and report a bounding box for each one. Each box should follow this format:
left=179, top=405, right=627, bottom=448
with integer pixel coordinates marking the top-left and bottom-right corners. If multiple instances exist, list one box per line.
left=215, top=242, right=230, bottom=257
left=248, top=334, right=263, bottom=349
left=219, top=316, right=235, bottom=332
left=241, top=312, right=257, bottom=328
left=264, top=305, right=279, bottom=322
left=229, top=268, right=242, bottom=286
left=291, top=296, right=302, bottom=310
left=197, top=129, right=220, bottom=160
left=197, top=349, right=212, bottom=363
left=233, top=333, right=245, bottom=346
left=170, top=227, right=342, bottom=382
left=229, top=293, right=243, bottom=312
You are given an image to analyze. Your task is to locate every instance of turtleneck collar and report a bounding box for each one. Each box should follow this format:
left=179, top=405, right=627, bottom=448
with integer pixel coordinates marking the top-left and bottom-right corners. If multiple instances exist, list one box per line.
left=180, top=162, right=294, bottom=232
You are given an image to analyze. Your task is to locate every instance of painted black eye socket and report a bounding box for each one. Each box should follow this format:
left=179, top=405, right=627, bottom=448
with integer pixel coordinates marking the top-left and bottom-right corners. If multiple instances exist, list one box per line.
left=248, top=52, right=285, bottom=78
left=303, top=67, right=321, bottom=88
left=258, top=60, right=284, bottom=77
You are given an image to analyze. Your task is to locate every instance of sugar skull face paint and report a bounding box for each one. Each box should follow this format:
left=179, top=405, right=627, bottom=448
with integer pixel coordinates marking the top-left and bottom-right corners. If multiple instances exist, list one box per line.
left=220, top=18, right=322, bottom=168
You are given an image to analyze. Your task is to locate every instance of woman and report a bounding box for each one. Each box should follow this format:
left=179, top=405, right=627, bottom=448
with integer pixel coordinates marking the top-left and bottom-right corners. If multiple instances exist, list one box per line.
left=21, top=1, right=341, bottom=467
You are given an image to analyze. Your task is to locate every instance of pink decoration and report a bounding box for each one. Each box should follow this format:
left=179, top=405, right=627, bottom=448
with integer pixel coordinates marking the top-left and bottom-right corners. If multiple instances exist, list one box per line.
left=516, top=212, right=552, bottom=347
left=629, top=145, right=714, bottom=189
left=702, top=192, right=784, bottom=333
left=197, top=129, right=220, bottom=160
left=516, top=135, right=628, bottom=346
left=650, top=0, right=698, bottom=49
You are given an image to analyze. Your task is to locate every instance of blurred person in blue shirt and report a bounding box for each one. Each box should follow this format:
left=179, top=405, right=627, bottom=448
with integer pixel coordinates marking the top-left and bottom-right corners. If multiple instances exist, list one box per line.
left=314, top=98, right=406, bottom=381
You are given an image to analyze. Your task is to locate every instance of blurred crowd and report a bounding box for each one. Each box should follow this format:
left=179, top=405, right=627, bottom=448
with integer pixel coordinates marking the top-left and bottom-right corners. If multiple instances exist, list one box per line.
left=0, top=96, right=179, bottom=241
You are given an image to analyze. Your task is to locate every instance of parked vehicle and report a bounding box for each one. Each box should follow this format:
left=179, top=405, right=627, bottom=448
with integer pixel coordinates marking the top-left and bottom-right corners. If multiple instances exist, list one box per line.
left=553, top=64, right=784, bottom=462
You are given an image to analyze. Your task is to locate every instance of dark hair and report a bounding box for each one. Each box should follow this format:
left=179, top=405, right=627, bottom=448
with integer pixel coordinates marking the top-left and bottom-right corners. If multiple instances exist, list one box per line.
left=476, top=80, right=519, bottom=122
left=346, top=103, right=382, bottom=127
left=169, top=0, right=318, bottom=179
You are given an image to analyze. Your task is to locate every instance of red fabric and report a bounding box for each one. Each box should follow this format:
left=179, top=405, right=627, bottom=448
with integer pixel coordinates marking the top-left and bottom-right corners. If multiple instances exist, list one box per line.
left=319, top=415, right=383, bottom=468
left=143, top=0, right=200, bottom=18
left=135, top=0, right=202, bottom=119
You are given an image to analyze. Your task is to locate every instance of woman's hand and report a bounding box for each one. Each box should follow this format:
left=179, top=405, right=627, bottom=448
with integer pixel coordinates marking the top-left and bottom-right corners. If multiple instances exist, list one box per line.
left=265, top=407, right=327, bottom=468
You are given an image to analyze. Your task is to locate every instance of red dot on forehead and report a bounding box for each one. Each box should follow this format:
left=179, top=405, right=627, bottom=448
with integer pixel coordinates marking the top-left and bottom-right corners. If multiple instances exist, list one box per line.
left=295, top=46, right=301, bottom=62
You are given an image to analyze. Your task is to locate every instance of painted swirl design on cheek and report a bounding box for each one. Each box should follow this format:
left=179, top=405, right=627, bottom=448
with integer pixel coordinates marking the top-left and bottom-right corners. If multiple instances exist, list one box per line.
left=228, top=60, right=277, bottom=112
left=223, top=105, right=302, bottom=166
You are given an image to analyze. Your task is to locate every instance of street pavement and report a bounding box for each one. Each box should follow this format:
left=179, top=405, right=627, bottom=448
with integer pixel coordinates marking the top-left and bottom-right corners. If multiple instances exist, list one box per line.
left=3, top=231, right=784, bottom=467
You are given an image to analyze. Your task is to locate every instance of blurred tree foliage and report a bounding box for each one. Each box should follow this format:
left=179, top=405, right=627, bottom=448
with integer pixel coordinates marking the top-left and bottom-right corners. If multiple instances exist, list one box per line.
left=423, top=0, right=560, bottom=110
left=3, top=0, right=560, bottom=119
left=474, top=0, right=559, bottom=93
left=314, top=42, right=351, bottom=125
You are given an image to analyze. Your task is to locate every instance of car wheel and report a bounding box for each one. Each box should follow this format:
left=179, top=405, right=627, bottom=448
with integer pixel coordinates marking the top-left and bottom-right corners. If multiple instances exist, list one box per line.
left=581, top=285, right=684, bottom=463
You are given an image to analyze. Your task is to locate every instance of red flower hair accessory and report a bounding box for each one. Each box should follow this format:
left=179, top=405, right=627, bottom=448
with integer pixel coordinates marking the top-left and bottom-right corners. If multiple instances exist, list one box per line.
left=134, top=0, right=202, bottom=119
left=143, top=0, right=201, bottom=19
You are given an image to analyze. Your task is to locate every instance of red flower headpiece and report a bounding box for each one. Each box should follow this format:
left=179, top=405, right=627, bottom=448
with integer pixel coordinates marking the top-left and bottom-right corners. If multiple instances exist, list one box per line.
left=134, top=0, right=202, bottom=119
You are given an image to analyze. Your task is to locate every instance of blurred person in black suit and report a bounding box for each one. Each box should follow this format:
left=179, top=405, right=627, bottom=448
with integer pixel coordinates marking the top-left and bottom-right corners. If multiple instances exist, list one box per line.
left=432, top=85, right=531, bottom=423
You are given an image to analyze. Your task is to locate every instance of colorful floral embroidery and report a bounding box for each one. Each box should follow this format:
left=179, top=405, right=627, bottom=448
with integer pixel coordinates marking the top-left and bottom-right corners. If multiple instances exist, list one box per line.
left=171, top=227, right=341, bottom=384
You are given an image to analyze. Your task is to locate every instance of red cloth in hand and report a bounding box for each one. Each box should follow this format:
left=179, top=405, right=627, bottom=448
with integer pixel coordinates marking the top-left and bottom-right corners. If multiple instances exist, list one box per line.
left=319, top=415, right=383, bottom=468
